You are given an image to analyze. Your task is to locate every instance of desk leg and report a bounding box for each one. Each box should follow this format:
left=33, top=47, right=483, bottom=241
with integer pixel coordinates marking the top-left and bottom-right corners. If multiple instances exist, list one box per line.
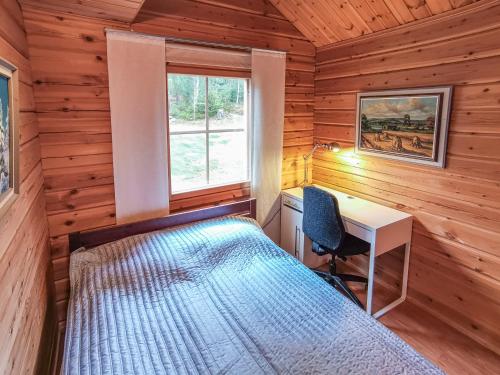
left=366, top=242, right=376, bottom=315
left=401, top=241, right=411, bottom=300
left=371, top=241, right=411, bottom=319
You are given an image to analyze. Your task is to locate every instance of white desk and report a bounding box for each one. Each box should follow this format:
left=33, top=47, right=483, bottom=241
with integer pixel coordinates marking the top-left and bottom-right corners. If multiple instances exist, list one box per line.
left=281, top=185, right=413, bottom=318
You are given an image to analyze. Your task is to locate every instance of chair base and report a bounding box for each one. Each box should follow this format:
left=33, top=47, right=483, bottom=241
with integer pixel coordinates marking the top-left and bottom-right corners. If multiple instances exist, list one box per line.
left=313, top=270, right=365, bottom=309
left=336, top=273, right=368, bottom=284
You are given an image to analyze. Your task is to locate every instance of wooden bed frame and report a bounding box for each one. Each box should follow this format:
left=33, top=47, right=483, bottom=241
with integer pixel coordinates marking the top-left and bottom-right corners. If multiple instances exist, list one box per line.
left=68, top=198, right=256, bottom=252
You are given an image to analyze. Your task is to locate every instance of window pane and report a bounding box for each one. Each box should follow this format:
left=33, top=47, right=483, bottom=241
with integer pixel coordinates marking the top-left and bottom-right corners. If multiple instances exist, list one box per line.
left=208, top=77, right=246, bottom=130
left=168, top=74, right=206, bottom=132
left=167, top=74, right=250, bottom=194
left=209, top=132, right=247, bottom=184
left=170, top=134, right=207, bottom=192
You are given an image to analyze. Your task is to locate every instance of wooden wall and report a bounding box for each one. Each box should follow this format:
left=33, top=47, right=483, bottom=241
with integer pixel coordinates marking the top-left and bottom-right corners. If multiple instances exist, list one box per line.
left=313, top=1, right=500, bottom=355
left=19, top=0, right=146, bottom=23
left=22, top=8, right=127, bottom=327
left=0, top=0, right=53, bottom=373
left=22, top=0, right=315, bottom=326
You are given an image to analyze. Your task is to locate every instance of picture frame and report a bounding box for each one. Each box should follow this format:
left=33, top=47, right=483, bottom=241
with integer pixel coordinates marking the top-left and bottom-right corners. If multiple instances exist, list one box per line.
left=355, top=86, right=452, bottom=168
left=0, top=57, right=20, bottom=215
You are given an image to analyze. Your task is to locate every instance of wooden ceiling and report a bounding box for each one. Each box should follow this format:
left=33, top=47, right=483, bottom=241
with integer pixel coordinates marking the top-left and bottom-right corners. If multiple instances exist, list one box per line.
left=18, top=0, right=486, bottom=46
left=268, top=0, right=482, bottom=47
left=19, top=0, right=146, bottom=22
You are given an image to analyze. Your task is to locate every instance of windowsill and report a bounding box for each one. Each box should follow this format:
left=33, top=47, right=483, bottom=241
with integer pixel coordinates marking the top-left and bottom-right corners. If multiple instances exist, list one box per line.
left=170, top=180, right=251, bottom=200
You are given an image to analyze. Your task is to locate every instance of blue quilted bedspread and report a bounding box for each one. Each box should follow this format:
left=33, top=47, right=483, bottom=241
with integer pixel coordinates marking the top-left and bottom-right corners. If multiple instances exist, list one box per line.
left=63, top=217, right=442, bottom=374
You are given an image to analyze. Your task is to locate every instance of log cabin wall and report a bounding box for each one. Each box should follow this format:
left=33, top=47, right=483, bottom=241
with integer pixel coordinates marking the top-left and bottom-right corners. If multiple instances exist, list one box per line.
left=22, top=0, right=315, bottom=328
left=313, top=1, right=500, bottom=355
left=21, top=8, right=128, bottom=330
left=0, top=0, right=53, bottom=373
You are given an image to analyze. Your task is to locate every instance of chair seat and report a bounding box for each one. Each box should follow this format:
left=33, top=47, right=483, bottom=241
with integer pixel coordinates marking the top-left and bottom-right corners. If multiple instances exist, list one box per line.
left=312, top=233, right=370, bottom=257
left=339, top=233, right=370, bottom=256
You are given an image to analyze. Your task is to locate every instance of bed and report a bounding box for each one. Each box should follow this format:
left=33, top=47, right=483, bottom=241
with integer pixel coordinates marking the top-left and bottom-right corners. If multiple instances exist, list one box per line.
left=63, top=200, right=442, bottom=374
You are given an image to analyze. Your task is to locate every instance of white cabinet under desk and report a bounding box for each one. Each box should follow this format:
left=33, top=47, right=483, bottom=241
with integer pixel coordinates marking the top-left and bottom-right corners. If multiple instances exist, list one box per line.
left=280, top=185, right=413, bottom=318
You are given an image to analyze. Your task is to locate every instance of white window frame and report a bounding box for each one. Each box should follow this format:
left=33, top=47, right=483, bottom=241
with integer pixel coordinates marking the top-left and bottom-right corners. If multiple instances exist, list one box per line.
left=167, top=73, right=251, bottom=195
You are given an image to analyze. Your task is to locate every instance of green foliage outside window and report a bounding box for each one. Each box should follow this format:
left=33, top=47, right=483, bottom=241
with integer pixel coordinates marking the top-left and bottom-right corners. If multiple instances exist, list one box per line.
left=168, top=75, right=244, bottom=121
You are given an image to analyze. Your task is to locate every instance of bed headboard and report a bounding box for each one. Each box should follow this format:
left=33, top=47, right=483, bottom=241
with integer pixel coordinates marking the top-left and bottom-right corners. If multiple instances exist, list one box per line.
left=68, top=198, right=256, bottom=252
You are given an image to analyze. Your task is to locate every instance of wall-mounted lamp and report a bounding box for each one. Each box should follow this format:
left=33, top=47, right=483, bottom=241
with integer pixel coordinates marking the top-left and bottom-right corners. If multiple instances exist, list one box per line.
left=301, top=142, right=341, bottom=186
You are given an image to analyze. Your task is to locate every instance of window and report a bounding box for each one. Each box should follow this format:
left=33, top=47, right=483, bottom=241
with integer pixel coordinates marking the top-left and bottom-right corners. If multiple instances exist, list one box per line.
left=167, top=74, right=250, bottom=193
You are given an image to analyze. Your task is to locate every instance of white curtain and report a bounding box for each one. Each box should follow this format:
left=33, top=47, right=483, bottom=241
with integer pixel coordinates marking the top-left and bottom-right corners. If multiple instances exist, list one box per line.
left=251, top=49, right=286, bottom=244
left=106, top=30, right=169, bottom=224
left=165, top=43, right=251, bottom=69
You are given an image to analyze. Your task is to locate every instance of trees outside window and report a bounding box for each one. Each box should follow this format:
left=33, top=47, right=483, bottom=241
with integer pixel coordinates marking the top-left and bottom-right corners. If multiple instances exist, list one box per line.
left=168, top=74, right=250, bottom=193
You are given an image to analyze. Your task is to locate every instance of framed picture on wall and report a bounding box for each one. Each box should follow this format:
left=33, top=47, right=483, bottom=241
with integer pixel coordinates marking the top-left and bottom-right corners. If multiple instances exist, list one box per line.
left=0, top=58, right=19, bottom=215
left=355, top=86, right=452, bottom=168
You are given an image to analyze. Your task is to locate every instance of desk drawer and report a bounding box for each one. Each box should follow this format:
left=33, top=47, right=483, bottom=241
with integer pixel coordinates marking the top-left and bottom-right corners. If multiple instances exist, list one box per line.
left=282, top=195, right=303, bottom=212
left=344, top=220, right=372, bottom=243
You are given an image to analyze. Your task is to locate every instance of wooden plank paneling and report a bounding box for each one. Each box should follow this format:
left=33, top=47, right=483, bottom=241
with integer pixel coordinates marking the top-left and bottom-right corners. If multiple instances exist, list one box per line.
left=23, top=0, right=315, bottom=326
left=170, top=182, right=250, bottom=213
left=316, top=27, right=500, bottom=80
left=22, top=9, right=126, bottom=325
left=0, top=0, right=30, bottom=58
left=141, top=0, right=305, bottom=40
left=19, top=0, right=147, bottom=23
left=0, top=1, right=53, bottom=373
left=43, top=163, right=115, bottom=192
left=268, top=0, right=488, bottom=47
left=316, top=2, right=500, bottom=63
left=132, top=8, right=315, bottom=56
left=314, top=2, right=500, bottom=355
left=48, top=204, right=116, bottom=237
left=45, top=184, right=115, bottom=215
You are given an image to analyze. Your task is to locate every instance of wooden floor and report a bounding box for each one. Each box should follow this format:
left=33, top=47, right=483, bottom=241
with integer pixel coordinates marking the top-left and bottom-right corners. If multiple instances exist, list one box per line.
left=331, top=261, right=500, bottom=374
left=378, top=302, right=500, bottom=374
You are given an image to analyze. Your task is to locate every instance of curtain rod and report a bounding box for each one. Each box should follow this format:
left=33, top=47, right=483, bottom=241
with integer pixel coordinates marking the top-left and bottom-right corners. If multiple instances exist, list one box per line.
left=105, top=28, right=287, bottom=54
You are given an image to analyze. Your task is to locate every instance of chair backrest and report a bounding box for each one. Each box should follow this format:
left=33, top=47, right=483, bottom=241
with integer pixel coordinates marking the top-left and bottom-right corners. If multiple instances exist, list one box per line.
left=302, top=186, right=345, bottom=252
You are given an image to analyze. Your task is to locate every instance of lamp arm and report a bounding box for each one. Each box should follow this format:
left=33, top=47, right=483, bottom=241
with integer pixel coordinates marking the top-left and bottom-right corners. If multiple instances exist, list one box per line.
left=300, top=142, right=340, bottom=186
left=303, top=143, right=320, bottom=162
left=302, top=144, right=320, bottom=186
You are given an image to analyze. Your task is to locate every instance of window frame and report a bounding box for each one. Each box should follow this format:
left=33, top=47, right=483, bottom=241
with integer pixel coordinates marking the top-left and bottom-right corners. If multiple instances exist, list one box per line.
left=167, top=72, right=252, bottom=198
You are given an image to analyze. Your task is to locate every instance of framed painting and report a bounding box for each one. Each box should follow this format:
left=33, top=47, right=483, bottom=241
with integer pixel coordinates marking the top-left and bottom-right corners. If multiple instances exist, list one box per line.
left=0, top=58, right=19, bottom=215
left=355, top=87, right=452, bottom=168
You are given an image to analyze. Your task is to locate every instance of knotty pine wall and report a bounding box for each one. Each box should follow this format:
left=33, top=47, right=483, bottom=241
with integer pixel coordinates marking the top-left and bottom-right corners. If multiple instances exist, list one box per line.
left=313, top=1, right=500, bottom=354
left=22, top=0, right=314, bottom=327
left=0, top=0, right=54, bottom=373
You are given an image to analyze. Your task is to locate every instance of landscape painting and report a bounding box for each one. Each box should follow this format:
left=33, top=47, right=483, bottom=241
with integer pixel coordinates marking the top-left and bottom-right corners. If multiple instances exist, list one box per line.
left=0, top=58, right=19, bottom=212
left=355, top=87, right=452, bottom=168
left=0, top=73, right=10, bottom=197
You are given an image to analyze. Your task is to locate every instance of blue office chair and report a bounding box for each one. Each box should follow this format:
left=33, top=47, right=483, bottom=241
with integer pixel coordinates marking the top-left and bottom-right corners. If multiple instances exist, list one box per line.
left=302, top=186, right=370, bottom=308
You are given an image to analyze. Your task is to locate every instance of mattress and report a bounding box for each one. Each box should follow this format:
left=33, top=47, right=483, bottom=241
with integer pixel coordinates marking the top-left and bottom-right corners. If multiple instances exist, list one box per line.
left=63, top=217, right=442, bottom=374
